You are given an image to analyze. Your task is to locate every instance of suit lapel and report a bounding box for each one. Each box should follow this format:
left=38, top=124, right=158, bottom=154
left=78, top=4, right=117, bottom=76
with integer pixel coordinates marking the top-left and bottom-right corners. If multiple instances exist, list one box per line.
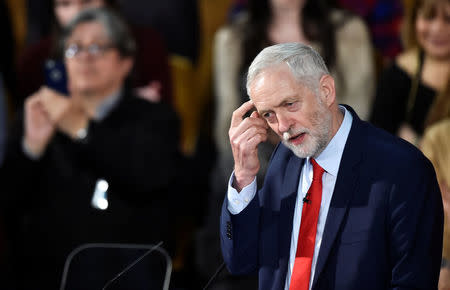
left=312, top=110, right=364, bottom=288
left=278, top=153, right=304, bottom=281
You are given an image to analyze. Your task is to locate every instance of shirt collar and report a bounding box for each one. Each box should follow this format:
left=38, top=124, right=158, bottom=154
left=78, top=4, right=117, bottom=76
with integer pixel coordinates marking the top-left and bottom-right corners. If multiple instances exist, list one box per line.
left=93, top=88, right=123, bottom=121
left=309, top=105, right=353, bottom=177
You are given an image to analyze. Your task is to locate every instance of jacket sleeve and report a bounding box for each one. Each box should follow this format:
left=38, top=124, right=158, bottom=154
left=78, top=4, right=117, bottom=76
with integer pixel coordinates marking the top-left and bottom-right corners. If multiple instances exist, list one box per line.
left=388, top=154, right=443, bottom=289
left=220, top=192, right=260, bottom=275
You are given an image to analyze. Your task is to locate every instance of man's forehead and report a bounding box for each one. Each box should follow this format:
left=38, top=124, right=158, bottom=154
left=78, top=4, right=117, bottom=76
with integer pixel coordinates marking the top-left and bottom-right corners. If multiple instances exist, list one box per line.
left=251, top=65, right=296, bottom=91
left=250, top=67, right=307, bottom=99
left=253, top=63, right=292, bottom=82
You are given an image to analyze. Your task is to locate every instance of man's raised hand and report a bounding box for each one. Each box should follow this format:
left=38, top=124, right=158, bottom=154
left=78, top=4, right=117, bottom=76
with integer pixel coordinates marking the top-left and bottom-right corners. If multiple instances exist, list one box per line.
left=229, top=100, right=268, bottom=191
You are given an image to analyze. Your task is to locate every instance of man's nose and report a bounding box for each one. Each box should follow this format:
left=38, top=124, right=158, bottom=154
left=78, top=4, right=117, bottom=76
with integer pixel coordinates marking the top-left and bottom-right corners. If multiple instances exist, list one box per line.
left=277, top=114, right=292, bottom=134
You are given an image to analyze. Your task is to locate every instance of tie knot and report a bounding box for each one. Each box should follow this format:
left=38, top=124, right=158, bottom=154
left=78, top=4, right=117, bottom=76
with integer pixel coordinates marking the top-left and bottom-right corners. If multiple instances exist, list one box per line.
left=311, top=159, right=325, bottom=181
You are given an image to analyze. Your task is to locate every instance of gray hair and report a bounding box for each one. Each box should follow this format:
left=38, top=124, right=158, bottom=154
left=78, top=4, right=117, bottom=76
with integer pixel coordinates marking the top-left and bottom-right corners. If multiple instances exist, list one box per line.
left=62, top=7, right=136, bottom=58
left=246, top=43, right=329, bottom=94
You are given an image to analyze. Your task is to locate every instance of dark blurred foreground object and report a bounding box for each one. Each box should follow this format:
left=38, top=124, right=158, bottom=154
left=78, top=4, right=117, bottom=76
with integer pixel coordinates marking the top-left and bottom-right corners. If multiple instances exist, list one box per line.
left=60, top=243, right=171, bottom=290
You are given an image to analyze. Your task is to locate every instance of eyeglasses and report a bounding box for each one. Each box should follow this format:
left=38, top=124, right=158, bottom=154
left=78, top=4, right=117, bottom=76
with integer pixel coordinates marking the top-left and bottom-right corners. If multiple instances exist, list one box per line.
left=64, top=43, right=114, bottom=59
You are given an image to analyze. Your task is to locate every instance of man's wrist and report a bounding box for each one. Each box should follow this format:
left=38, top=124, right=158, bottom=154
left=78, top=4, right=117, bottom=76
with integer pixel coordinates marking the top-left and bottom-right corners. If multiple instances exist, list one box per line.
left=233, top=172, right=256, bottom=192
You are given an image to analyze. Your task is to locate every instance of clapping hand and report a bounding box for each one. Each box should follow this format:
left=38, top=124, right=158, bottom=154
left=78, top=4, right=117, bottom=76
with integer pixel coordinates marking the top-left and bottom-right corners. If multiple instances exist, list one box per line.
left=24, top=87, right=88, bottom=156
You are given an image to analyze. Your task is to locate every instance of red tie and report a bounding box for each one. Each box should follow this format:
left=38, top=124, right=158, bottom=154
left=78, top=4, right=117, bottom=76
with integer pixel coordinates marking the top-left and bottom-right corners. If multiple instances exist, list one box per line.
left=289, top=159, right=325, bottom=290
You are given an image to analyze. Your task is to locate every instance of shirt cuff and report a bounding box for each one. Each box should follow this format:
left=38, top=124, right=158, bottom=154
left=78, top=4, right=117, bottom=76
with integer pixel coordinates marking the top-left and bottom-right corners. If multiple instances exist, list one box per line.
left=227, top=171, right=257, bottom=215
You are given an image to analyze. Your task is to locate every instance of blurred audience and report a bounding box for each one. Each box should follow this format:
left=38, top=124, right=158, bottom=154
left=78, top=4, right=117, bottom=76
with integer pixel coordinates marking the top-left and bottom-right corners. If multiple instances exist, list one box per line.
left=329, top=0, right=404, bottom=63
left=15, top=0, right=172, bottom=110
left=370, top=0, right=450, bottom=146
left=421, top=119, right=450, bottom=290
left=0, top=8, right=181, bottom=289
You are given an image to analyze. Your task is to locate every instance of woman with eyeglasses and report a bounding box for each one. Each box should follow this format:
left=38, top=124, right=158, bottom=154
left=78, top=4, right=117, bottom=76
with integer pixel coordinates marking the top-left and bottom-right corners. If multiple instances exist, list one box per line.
left=14, top=0, right=172, bottom=109
left=370, top=0, right=450, bottom=146
left=1, top=8, right=181, bottom=289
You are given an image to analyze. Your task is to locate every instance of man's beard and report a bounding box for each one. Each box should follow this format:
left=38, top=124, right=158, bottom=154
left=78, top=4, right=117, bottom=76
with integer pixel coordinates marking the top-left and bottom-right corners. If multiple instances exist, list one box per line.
left=281, top=103, right=331, bottom=159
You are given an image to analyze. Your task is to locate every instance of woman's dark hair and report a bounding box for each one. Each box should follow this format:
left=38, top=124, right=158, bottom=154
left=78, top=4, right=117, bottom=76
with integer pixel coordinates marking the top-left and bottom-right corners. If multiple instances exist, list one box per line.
left=241, top=0, right=337, bottom=73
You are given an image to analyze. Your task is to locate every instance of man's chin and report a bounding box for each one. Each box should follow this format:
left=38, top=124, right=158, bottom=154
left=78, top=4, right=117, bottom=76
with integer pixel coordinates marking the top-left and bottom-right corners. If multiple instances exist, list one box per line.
left=282, top=140, right=311, bottom=159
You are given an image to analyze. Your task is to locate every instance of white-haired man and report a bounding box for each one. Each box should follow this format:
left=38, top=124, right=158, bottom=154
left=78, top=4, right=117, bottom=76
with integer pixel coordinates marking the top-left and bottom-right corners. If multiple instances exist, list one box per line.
left=221, top=43, right=443, bottom=290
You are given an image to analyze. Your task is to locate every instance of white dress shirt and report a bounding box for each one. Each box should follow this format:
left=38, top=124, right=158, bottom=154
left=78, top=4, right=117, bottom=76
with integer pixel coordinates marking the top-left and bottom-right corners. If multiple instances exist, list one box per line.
left=227, top=106, right=353, bottom=290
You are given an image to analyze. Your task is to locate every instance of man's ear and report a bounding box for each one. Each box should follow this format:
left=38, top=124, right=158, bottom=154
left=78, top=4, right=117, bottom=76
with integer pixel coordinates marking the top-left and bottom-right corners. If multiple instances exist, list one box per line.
left=319, top=74, right=336, bottom=107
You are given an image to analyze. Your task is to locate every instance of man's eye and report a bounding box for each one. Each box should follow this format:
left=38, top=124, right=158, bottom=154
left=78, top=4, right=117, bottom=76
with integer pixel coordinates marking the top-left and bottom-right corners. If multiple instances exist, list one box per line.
left=286, top=101, right=298, bottom=107
left=263, top=112, right=271, bottom=119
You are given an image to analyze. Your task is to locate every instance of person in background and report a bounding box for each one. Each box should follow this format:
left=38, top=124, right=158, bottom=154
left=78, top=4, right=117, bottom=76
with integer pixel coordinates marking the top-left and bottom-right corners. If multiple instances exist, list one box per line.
left=424, top=73, right=450, bottom=129
left=0, top=8, right=181, bottom=289
left=421, top=119, right=450, bottom=290
left=370, top=0, right=450, bottom=146
left=15, top=0, right=172, bottom=109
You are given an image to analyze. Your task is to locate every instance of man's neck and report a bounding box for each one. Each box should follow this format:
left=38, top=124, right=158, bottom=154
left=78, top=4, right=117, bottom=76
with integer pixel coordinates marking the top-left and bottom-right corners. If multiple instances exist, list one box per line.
left=329, top=106, right=345, bottom=141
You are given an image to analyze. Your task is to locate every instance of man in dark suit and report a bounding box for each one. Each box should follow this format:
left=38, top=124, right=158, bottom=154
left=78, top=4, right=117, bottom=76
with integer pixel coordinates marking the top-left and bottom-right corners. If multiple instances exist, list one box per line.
left=220, top=43, right=443, bottom=289
left=1, top=8, right=180, bottom=289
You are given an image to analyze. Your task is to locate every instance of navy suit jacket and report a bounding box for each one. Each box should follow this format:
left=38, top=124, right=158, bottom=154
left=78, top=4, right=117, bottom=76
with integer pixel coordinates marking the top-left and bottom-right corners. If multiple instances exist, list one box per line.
left=220, top=107, right=443, bottom=289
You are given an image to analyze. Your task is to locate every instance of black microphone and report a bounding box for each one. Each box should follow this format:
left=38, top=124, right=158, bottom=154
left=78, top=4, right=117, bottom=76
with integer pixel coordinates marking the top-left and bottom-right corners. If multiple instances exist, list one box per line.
left=303, top=193, right=311, bottom=204
left=102, top=241, right=166, bottom=290
left=202, top=261, right=226, bottom=290
left=60, top=242, right=171, bottom=290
